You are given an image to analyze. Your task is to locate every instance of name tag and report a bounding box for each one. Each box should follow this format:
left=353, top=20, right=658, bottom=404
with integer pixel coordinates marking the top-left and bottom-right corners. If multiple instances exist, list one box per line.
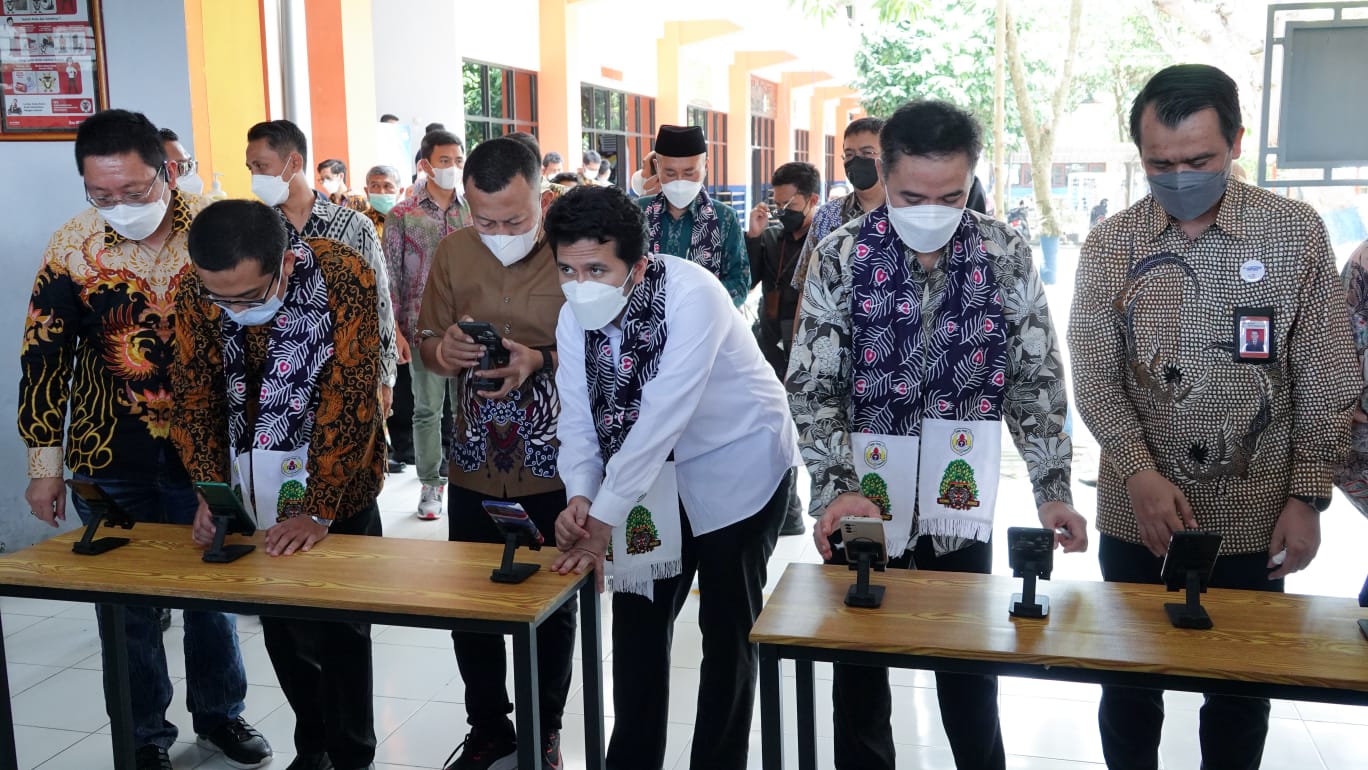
left=1233, top=307, right=1274, bottom=363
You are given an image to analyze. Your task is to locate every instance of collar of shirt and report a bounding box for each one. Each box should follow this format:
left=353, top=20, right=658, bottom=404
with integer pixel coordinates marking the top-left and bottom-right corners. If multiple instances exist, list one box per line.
left=104, top=189, right=194, bottom=248
left=414, top=180, right=464, bottom=215
left=1143, top=179, right=1250, bottom=243
left=840, top=192, right=866, bottom=222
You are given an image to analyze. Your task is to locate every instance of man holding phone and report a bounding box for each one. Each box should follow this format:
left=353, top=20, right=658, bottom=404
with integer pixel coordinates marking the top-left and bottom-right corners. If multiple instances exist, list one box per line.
left=415, top=136, right=574, bottom=770
left=172, top=199, right=385, bottom=770
left=788, top=100, right=1088, bottom=770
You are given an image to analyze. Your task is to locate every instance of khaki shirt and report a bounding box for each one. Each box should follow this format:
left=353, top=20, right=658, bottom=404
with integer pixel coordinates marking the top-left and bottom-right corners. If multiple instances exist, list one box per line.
left=417, top=227, right=565, bottom=498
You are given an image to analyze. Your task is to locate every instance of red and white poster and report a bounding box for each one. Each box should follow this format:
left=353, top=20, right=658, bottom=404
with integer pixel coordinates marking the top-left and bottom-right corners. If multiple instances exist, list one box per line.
left=0, top=0, right=104, bottom=137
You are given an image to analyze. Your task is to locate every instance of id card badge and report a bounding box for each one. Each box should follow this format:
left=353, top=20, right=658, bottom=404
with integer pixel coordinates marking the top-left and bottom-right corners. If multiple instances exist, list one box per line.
left=1233, top=307, right=1275, bottom=363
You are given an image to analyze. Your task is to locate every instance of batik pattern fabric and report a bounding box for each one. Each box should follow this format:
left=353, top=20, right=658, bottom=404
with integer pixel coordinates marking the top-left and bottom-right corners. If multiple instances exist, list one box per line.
left=643, top=190, right=722, bottom=274
left=1333, top=239, right=1368, bottom=519
left=794, top=192, right=867, bottom=290
left=449, top=375, right=560, bottom=481
left=382, top=184, right=471, bottom=342
left=19, top=191, right=204, bottom=479
left=638, top=190, right=750, bottom=306
left=789, top=207, right=1072, bottom=553
left=1069, top=181, right=1360, bottom=554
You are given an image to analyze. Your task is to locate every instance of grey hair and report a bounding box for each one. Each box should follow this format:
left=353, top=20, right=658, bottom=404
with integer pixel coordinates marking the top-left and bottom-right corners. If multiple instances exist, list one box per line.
left=366, top=164, right=400, bottom=184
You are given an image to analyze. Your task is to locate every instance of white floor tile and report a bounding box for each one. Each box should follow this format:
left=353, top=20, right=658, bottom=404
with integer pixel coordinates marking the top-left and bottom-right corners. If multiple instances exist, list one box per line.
left=1, top=614, right=45, bottom=638
left=0, top=598, right=82, bottom=619
left=373, top=699, right=466, bottom=768
left=11, top=667, right=110, bottom=732
left=1306, top=721, right=1368, bottom=770
left=3, top=617, right=102, bottom=667
left=12, top=725, right=85, bottom=770
left=6, top=662, right=64, bottom=696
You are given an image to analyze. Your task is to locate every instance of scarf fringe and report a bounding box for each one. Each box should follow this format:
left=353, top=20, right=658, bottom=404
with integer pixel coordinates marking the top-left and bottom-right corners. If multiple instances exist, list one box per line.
left=914, top=516, right=994, bottom=544
left=611, top=558, right=684, bottom=602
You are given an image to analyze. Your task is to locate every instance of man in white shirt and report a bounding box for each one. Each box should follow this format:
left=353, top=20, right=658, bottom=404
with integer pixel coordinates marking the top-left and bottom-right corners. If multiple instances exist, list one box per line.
left=549, top=185, right=801, bottom=770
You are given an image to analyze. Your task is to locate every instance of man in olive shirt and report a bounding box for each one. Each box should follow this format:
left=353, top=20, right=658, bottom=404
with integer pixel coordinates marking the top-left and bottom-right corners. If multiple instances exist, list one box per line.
left=416, top=137, right=573, bottom=770
left=1069, top=64, right=1361, bottom=770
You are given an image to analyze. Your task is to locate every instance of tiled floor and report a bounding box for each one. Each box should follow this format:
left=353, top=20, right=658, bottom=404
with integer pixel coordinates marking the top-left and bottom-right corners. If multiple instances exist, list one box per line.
left=4, top=465, right=1367, bottom=769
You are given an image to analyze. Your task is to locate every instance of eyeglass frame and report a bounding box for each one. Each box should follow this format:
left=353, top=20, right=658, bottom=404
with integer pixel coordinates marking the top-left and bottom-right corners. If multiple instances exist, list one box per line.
left=200, top=261, right=284, bottom=310
left=84, top=163, right=168, bottom=210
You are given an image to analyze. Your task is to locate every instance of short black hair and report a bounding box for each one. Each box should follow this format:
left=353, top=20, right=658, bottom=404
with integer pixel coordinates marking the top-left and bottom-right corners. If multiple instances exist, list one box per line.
left=420, top=129, right=463, bottom=162
left=424, top=122, right=445, bottom=135
left=880, top=100, right=982, bottom=173
left=1129, top=64, right=1241, bottom=148
left=74, top=109, right=166, bottom=175
left=379, top=113, right=399, bottom=123
left=772, top=162, right=821, bottom=197
left=542, top=151, right=563, bottom=168
left=845, top=116, right=885, bottom=139
left=317, top=159, right=347, bottom=177
left=506, top=131, right=542, bottom=164
left=188, top=199, right=288, bottom=274
left=582, top=149, right=601, bottom=166
left=550, top=172, right=580, bottom=186
left=158, top=127, right=180, bottom=143
left=544, top=185, right=646, bottom=267
left=247, top=119, right=308, bottom=163
left=596, top=162, right=612, bottom=177
left=463, top=136, right=540, bottom=194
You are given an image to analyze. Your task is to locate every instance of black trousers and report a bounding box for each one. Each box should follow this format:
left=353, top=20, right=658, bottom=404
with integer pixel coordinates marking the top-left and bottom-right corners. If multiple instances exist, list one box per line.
left=261, top=502, right=382, bottom=770
left=447, top=484, right=578, bottom=735
left=830, top=537, right=1005, bottom=770
left=386, top=362, right=415, bottom=463
left=606, top=468, right=792, bottom=770
left=1097, top=535, right=1281, bottom=770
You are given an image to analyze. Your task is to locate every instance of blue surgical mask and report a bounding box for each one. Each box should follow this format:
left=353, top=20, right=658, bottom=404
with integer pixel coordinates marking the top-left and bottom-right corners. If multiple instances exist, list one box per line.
left=223, top=294, right=284, bottom=327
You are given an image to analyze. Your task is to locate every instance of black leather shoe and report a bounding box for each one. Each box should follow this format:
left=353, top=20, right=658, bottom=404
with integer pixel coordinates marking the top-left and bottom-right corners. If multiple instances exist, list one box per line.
left=196, top=716, right=272, bottom=768
left=387, top=458, right=407, bottom=474
left=285, top=753, right=334, bottom=770
left=135, top=745, right=172, bottom=770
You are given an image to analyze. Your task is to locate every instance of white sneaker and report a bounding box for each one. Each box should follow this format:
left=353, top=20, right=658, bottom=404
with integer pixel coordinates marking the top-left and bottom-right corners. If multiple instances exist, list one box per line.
left=417, top=483, right=445, bottom=520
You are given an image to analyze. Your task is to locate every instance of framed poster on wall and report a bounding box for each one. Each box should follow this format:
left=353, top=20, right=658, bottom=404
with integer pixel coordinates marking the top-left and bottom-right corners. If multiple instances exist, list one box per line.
left=0, top=0, right=107, bottom=140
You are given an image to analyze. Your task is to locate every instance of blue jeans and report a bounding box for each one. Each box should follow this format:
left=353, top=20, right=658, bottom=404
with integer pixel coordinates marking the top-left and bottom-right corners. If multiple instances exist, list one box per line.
left=71, top=466, right=248, bottom=750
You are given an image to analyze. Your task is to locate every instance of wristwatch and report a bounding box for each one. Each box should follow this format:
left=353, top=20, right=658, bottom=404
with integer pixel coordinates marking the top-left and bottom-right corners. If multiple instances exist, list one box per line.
left=540, top=348, right=554, bottom=373
left=418, top=329, right=440, bottom=342
left=309, top=515, right=333, bottom=528
left=1291, top=494, right=1330, bottom=513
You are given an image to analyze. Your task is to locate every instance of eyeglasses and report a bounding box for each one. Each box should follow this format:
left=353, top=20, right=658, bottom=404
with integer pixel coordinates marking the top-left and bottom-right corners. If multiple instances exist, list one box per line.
left=200, top=263, right=282, bottom=309
left=170, top=158, right=197, bottom=178
left=85, top=166, right=166, bottom=209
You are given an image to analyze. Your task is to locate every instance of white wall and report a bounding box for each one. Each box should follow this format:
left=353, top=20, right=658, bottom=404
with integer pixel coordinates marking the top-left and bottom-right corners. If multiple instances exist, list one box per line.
left=0, top=0, right=194, bottom=551
left=369, top=0, right=464, bottom=139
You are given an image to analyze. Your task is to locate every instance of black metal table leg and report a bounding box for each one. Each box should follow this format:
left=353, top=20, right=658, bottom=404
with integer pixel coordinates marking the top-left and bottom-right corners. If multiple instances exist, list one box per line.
left=759, top=644, right=784, bottom=770
left=98, top=603, right=136, bottom=769
left=796, top=658, right=817, bottom=770
left=0, top=612, right=17, bottom=770
left=579, top=580, right=606, bottom=770
left=512, top=623, right=542, bottom=770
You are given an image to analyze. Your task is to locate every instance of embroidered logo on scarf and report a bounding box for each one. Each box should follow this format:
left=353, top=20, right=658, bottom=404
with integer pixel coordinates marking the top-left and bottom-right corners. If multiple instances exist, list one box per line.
left=643, top=190, right=724, bottom=277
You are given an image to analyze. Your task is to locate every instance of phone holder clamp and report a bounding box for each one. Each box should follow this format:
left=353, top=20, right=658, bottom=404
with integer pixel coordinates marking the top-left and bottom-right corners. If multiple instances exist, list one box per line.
left=1010, top=571, right=1050, bottom=619
left=202, top=515, right=256, bottom=564
left=844, top=541, right=885, bottom=608
left=71, top=504, right=132, bottom=556
left=491, top=531, right=541, bottom=584
left=1165, top=568, right=1213, bottom=630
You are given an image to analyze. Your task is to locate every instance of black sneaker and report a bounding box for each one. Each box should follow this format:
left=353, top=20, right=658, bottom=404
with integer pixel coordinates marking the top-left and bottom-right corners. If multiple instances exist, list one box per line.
left=442, top=726, right=517, bottom=770
left=135, top=745, right=172, bottom=770
left=196, top=716, right=273, bottom=769
left=285, top=754, right=333, bottom=770
left=543, top=730, right=562, bottom=770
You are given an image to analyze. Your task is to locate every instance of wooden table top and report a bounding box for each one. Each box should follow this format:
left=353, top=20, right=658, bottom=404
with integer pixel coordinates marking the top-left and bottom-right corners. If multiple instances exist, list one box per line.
left=0, top=523, right=585, bottom=625
left=751, top=563, right=1368, bottom=693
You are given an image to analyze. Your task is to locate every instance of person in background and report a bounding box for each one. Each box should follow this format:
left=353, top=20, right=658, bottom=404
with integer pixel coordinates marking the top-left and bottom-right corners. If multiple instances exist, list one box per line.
left=362, top=164, right=402, bottom=237
left=542, top=150, right=563, bottom=182
left=159, top=127, right=203, bottom=195
left=789, top=100, right=1087, bottom=770
left=366, top=163, right=410, bottom=474
left=1069, top=63, right=1361, bottom=770
left=548, top=185, right=801, bottom=770
left=415, top=137, right=575, bottom=770
left=594, top=160, right=613, bottom=187
left=20, top=109, right=269, bottom=770
left=317, top=158, right=371, bottom=213
left=245, top=119, right=400, bottom=422
left=580, top=149, right=602, bottom=184
left=508, top=131, right=569, bottom=216
left=174, top=199, right=384, bottom=770
left=550, top=172, right=580, bottom=189
left=635, top=124, right=751, bottom=307
left=384, top=129, right=469, bottom=521
left=380, top=113, right=399, bottom=123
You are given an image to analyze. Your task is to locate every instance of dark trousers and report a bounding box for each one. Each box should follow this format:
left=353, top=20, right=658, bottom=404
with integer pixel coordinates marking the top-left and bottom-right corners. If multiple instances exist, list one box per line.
left=607, top=468, right=792, bottom=770
left=261, top=502, right=382, bottom=769
left=830, top=537, right=1005, bottom=770
left=1097, top=535, right=1281, bottom=770
left=447, top=485, right=577, bottom=735
left=387, top=362, right=415, bottom=463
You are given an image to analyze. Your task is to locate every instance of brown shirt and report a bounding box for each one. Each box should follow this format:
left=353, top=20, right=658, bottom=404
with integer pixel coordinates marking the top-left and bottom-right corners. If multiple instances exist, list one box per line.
left=1069, top=181, right=1361, bottom=555
left=417, top=227, right=565, bottom=498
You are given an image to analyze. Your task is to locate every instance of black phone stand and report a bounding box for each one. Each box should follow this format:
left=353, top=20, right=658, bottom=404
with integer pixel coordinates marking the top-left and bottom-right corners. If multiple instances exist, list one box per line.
left=1165, top=569, right=1213, bottom=630
left=1359, top=619, right=1368, bottom=642
left=491, top=531, right=541, bottom=584
left=71, top=504, right=132, bottom=556
left=844, top=546, right=885, bottom=608
left=1010, top=573, right=1050, bottom=619
left=202, top=515, right=256, bottom=563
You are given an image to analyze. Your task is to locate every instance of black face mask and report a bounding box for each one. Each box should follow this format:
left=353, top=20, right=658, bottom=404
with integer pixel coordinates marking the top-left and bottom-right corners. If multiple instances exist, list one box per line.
left=778, top=207, right=806, bottom=234
left=844, top=156, right=879, bottom=191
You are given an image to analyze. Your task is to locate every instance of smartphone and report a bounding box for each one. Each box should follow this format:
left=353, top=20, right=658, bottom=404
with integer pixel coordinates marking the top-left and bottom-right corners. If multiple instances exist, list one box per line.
left=1007, top=526, right=1055, bottom=579
left=195, top=481, right=257, bottom=536
left=1160, top=530, right=1222, bottom=591
left=458, top=321, right=509, bottom=393
left=482, top=501, right=545, bottom=548
left=839, top=516, right=888, bottom=568
left=65, top=479, right=133, bottom=528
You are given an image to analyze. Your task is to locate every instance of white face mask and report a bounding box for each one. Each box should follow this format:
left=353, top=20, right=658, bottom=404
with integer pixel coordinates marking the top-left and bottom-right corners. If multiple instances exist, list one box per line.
left=252, top=166, right=295, bottom=206
left=480, top=224, right=540, bottom=267
left=661, top=179, right=702, bottom=209
left=101, top=187, right=168, bottom=241
left=885, top=200, right=965, bottom=253
left=223, top=292, right=284, bottom=327
left=561, top=270, right=634, bottom=331
left=176, top=173, right=204, bottom=195
left=321, top=177, right=343, bottom=195
left=430, top=165, right=460, bottom=190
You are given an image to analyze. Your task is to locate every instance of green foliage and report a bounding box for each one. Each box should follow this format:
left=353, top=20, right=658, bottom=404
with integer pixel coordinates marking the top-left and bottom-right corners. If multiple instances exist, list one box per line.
left=860, top=472, right=893, bottom=520
left=625, top=505, right=662, bottom=555
left=938, top=459, right=978, bottom=498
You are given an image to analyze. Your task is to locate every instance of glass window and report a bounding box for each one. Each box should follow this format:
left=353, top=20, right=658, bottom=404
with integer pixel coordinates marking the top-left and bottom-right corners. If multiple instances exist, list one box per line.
left=463, top=60, right=538, bottom=149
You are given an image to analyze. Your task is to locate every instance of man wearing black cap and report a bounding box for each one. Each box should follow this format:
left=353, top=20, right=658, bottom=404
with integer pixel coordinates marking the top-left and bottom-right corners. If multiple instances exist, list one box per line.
left=632, top=124, right=750, bottom=307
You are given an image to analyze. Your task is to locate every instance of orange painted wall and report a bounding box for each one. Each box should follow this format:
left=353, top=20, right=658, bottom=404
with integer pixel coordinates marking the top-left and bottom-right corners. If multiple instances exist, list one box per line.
left=304, top=0, right=349, bottom=175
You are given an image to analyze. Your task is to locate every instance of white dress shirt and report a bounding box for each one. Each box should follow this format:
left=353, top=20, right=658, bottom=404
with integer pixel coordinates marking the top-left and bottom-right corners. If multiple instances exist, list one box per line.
left=556, top=255, right=802, bottom=535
